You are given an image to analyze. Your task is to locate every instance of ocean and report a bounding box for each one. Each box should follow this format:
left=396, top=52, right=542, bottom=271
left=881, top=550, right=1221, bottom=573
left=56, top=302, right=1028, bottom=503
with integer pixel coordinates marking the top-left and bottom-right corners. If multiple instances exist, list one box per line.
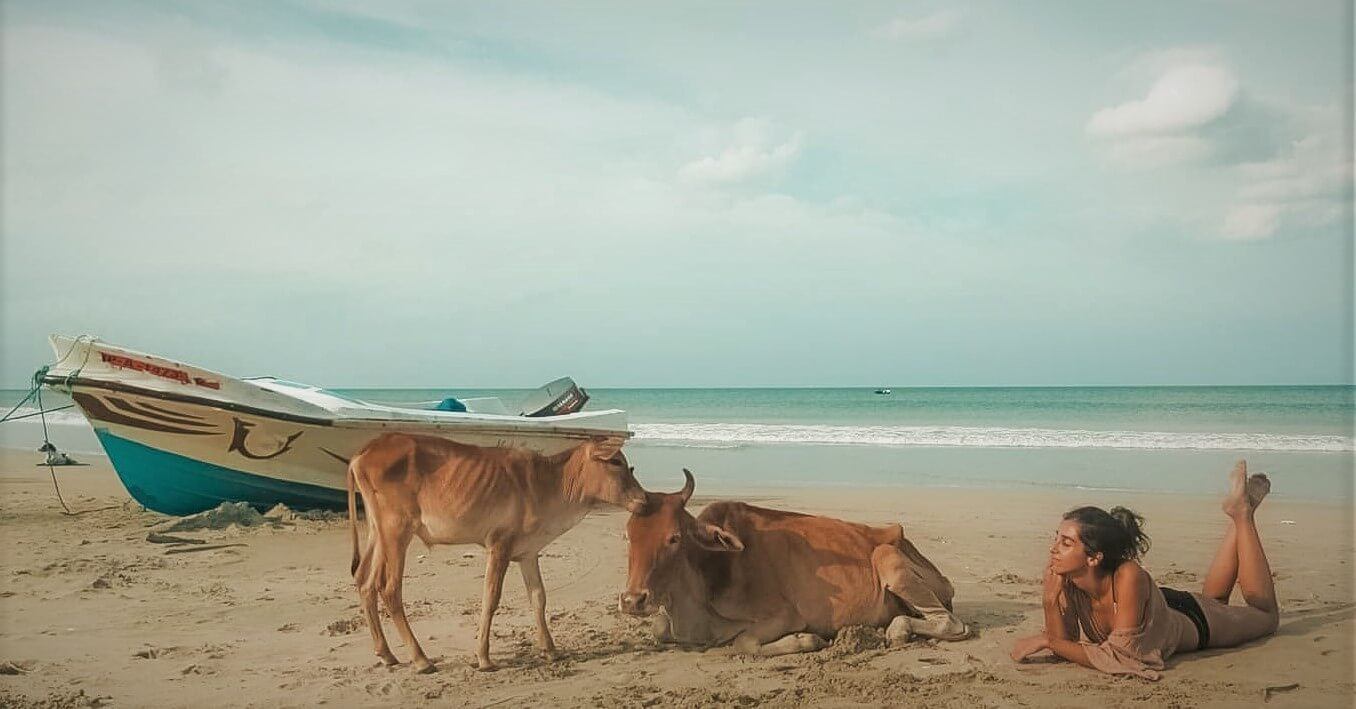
left=3, top=385, right=1352, bottom=500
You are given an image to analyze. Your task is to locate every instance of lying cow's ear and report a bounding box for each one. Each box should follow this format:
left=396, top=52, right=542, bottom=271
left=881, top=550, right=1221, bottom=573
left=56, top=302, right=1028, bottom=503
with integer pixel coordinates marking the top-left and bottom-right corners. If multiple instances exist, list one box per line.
left=589, top=436, right=626, bottom=461
left=695, top=523, right=744, bottom=552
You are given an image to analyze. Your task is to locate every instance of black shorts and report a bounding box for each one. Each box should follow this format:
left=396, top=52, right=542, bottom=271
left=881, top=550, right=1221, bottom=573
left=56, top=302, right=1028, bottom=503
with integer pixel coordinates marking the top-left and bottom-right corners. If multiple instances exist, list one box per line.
left=1160, top=586, right=1210, bottom=650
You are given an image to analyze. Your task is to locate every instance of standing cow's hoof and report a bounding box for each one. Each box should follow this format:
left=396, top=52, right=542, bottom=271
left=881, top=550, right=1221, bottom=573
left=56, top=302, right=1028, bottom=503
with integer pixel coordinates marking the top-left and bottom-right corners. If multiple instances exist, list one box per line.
left=475, top=658, right=499, bottom=672
left=540, top=647, right=561, bottom=662
left=413, top=659, right=438, bottom=674
left=376, top=652, right=400, bottom=667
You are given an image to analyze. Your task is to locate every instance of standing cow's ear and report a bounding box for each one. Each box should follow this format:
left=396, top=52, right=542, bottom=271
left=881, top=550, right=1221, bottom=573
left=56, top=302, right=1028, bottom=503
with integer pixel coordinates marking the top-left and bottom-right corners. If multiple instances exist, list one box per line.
left=695, top=523, right=744, bottom=552
left=588, top=436, right=626, bottom=461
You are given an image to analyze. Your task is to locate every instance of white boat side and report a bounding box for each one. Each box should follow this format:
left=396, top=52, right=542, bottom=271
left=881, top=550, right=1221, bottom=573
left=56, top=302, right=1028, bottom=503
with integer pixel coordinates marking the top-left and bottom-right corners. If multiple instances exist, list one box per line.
left=39, top=335, right=631, bottom=515
left=43, top=335, right=629, bottom=434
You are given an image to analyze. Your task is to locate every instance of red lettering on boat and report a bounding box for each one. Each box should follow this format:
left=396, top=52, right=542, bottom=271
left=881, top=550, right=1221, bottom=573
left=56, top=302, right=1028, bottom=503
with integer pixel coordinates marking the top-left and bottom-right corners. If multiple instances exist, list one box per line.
left=100, top=352, right=191, bottom=385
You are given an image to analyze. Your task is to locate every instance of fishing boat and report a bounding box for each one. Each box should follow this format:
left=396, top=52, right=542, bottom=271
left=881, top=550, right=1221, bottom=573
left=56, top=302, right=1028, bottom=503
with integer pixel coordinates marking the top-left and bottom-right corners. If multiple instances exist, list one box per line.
left=37, top=335, right=629, bottom=516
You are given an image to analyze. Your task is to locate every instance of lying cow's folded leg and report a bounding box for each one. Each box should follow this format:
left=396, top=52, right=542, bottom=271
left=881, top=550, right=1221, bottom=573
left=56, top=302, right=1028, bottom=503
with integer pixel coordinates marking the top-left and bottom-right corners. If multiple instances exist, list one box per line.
left=649, top=612, right=675, bottom=643
left=873, top=544, right=969, bottom=642
left=907, top=612, right=970, bottom=641
left=757, top=633, right=828, bottom=656
left=476, top=546, right=511, bottom=671
left=518, top=554, right=558, bottom=660
left=885, top=614, right=914, bottom=646
left=730, top=609, right=808, bottom=656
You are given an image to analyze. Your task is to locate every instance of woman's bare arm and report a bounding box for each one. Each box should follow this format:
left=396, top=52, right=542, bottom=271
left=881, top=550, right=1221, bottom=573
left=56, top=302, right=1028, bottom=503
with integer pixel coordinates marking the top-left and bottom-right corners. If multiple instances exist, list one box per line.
left=1046, top=563, right=1150, bottom=670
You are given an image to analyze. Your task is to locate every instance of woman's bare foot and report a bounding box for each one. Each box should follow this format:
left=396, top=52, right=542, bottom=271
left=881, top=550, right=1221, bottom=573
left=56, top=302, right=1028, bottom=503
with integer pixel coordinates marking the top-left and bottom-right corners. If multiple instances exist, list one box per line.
left=1246, top=473, right=1271, bottom=509
left=1222, top=460, right=1252, bottom=519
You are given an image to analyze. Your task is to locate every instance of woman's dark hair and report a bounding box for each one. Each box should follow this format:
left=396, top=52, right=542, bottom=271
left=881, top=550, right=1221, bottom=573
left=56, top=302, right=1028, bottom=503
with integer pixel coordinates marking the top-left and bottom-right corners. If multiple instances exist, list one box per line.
left=1063, top=506, right=1151, bottom=572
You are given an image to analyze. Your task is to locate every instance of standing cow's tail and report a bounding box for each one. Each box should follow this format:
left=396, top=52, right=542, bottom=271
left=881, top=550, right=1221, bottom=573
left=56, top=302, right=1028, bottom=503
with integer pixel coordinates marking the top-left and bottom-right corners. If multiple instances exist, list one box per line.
left=323, top=447, right=361, bottom=577
left=347, top=461, right=360, bottom=577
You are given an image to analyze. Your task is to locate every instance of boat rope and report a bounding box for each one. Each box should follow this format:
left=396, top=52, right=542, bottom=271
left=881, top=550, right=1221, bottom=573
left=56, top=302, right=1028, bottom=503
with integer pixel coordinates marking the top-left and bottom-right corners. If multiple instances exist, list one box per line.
left=0, top=334, right=95, bottom=425
left=34, top=385, right=75, bottom=515
left=0, top=383, right=39, bottom=424
left=0, top=335, right=117, bottom=516
left=34, top=385, right=117, bottom=516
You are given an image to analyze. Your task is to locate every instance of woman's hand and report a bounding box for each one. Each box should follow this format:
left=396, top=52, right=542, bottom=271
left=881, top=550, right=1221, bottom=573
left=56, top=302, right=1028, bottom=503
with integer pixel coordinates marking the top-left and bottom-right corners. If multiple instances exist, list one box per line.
left=1042, top=560, right=1066, bottom=606
left=1010, top=633, right=1049, bottom=662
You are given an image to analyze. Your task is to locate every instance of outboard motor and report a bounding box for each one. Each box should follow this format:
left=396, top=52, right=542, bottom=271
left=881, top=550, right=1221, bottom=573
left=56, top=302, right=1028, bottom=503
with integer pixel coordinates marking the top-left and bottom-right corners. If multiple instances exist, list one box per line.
left=519, top=377, right=590, bottom=417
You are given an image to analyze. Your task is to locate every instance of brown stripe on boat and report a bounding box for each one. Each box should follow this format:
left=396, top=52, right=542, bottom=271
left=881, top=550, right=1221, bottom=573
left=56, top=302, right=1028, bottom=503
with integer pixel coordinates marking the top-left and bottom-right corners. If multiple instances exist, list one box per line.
left=106, top=397, right=217, bottom=428
left=71, top=393, right=220, bottom=436
left=136, top=400, right=209, bottom=422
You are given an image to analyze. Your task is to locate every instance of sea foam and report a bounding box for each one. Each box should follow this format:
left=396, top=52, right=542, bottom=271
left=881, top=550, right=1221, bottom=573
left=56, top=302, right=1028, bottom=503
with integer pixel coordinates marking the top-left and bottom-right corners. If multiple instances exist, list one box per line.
left=629, top=423, right=1353, bottom=452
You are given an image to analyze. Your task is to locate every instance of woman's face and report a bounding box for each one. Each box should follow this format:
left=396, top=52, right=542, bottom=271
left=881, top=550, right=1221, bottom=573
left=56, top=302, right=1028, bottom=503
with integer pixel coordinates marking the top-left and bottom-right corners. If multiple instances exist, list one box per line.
left=1049, top=519, right=1098, bottom=575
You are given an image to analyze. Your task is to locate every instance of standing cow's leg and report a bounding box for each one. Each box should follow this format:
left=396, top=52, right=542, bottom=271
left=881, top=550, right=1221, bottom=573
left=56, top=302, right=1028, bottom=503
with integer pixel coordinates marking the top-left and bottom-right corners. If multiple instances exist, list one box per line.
left=379, top=525, right=436, bottom=673
left=518, top=554, right=558, bottom=659
left=873, top=544, right=968, bottom=642
left=358, top=539, right=398, bottom=665
left=476, top=544, right=511, bottom=671
left=355, top=497, right=399, bottom=666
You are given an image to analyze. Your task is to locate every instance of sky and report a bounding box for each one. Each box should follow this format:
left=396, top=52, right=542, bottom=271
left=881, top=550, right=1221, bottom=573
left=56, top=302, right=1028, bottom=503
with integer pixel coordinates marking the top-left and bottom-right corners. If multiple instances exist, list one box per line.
left=2, top=1, right=1352, bottom=387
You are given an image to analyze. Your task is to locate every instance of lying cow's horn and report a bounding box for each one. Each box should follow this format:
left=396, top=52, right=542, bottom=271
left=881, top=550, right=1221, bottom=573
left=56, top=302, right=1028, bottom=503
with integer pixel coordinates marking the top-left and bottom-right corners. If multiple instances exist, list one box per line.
left=679, top=468, right=695, bottom=504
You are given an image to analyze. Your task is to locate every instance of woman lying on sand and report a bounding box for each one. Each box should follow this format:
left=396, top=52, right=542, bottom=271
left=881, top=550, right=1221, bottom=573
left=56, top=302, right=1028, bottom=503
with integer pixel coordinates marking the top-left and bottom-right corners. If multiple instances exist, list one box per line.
left=1010, top=460, right=1278, bottom=680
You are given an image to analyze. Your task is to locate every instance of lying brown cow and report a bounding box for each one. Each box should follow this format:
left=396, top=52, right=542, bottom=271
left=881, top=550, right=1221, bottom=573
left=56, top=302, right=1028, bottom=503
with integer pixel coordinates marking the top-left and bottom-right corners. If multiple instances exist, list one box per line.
left=348, top=432, right=646, bottom=672
left=619, top=470, right=968, bottom=656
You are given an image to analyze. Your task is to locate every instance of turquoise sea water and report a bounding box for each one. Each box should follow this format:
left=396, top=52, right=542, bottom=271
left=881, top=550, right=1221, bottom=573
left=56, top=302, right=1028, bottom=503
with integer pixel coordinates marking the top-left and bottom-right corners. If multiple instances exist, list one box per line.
left=4, top=386, right=1352, bottom=500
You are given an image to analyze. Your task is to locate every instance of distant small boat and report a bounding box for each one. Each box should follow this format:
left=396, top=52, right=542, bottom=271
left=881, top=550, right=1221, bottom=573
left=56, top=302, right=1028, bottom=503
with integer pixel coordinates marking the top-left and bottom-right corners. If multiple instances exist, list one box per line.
left=874, top=388, right=892, bottom=395
left=38, top=335, right=628, bottom=515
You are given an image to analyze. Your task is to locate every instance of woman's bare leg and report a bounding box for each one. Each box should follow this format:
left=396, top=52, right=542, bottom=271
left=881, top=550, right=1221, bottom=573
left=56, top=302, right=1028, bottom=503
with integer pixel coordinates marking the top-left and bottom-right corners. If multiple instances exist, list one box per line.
left=1228, top=504, right=1277, bottom=615
left=1195, top=461, right=1279, bottom=647
left=1204, top=461, right=1274, bottom=605
left=1203, top=461, right=1247, bottom=601
left=1201, top=520, right=1240, bottom=602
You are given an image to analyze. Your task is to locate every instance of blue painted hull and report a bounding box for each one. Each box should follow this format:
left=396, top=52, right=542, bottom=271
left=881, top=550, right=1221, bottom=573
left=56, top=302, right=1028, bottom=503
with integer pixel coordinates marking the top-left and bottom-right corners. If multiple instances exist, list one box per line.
left=94, top=430, right=346, bottom=516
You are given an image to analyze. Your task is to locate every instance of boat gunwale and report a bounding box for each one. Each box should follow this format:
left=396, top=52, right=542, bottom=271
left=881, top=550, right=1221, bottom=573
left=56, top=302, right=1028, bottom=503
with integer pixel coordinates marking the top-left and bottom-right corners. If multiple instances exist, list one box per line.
left=42, top=376, right=633, bottom=441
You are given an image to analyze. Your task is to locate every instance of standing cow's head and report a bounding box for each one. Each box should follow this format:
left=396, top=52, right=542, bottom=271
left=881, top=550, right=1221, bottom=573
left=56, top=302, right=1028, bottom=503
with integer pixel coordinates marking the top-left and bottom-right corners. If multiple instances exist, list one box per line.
left=569, top=436, right=648, bottom=513
left=619, top=469, right=743, bottom=616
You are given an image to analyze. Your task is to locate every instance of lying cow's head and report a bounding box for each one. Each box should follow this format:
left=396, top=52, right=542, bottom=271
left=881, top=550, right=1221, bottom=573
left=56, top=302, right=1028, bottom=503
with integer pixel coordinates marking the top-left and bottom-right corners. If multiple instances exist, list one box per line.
left=569, top=436, right=648, bottom=513
left=619, top=469, right=743, bottom=616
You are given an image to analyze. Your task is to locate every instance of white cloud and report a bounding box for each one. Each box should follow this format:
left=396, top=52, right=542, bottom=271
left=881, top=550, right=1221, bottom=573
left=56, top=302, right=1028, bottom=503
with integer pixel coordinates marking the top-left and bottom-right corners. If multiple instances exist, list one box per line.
left=1221, top=129, right=1351, bottom=239
left=1088, top=64, right=1238, bottom=137
left=677, top=118, right=804, bottom=185
left=1087, top=61, right=1242, bottom=171
left=1221, top=203, right=1283, bottom=241
left=871, top=10, right=963, bottom=41
left=1087, top=50, right=1349, bottom=241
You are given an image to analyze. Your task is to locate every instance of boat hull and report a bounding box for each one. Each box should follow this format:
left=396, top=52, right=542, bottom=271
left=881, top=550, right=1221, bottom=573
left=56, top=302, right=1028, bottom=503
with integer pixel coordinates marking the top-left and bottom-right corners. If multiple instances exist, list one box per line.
left=95, top=430, right=346, bottom=516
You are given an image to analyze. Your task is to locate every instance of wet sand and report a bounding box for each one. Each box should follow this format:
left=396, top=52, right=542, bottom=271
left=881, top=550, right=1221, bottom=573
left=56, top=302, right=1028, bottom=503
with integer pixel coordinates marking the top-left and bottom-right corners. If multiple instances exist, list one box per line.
left=0, top=450, right=1351, bottom=707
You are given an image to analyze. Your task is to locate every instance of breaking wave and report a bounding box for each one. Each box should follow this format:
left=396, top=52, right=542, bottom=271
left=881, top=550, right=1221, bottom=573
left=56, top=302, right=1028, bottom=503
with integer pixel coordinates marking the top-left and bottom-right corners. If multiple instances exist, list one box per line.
left=629, top=423, right=1353, bottom=452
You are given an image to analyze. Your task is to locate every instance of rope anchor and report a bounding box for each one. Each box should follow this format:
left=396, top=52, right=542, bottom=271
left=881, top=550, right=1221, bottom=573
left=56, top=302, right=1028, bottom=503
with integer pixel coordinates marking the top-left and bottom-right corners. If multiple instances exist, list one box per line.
left=0, top=336, right=114, bottom=516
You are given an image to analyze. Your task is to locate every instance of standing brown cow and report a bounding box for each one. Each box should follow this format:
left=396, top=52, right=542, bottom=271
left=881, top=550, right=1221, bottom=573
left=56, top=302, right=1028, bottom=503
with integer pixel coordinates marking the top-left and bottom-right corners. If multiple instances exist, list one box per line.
left=620, top=470, right=968, bottom=656
left=347, top=432, right=646, bottom=672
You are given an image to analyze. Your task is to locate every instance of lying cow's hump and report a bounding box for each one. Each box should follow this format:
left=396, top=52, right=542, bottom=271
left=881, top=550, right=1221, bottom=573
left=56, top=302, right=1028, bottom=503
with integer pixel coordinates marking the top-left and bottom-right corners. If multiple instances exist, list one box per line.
left=695, top=501, right=812, bottom=527
left=700, top=501, right=906, bottom=550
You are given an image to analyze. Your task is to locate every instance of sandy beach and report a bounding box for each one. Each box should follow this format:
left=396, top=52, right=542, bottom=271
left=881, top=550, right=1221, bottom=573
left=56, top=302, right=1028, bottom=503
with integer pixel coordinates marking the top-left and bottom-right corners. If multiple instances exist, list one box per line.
left=0, top=449, right=1351, bottom=708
